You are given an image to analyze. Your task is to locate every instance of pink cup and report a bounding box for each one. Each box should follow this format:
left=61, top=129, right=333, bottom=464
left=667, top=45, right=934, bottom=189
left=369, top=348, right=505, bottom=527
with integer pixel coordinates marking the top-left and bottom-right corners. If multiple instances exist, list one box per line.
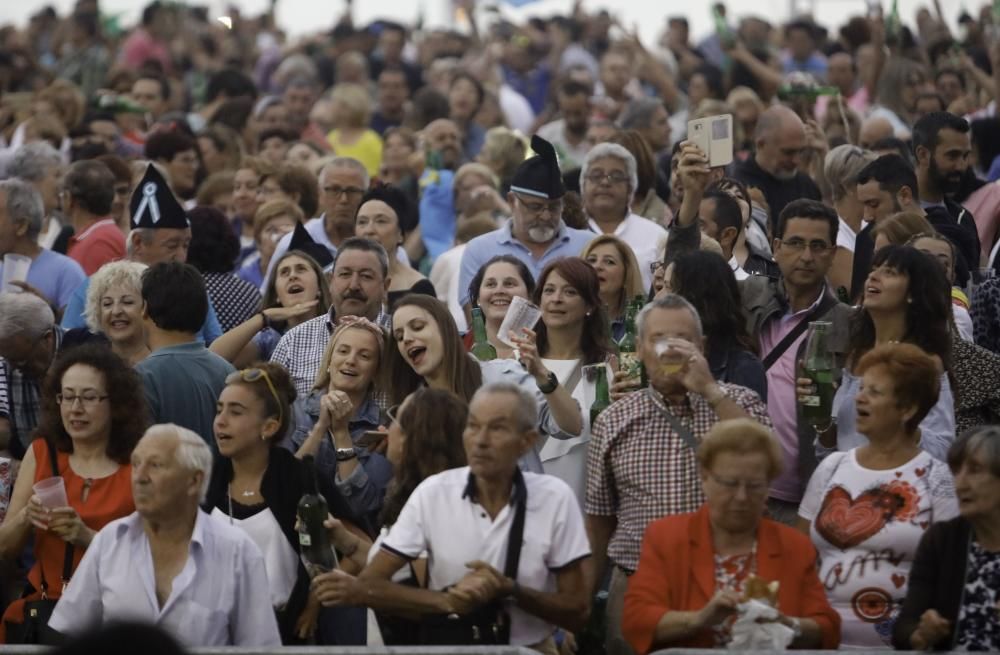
left=33, top=477, right=68, bottom=508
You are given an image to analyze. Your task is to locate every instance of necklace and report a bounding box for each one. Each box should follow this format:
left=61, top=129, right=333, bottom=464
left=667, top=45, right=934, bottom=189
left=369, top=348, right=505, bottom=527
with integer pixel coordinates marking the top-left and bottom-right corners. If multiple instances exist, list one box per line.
left=241, top=489, right=257, bottom=497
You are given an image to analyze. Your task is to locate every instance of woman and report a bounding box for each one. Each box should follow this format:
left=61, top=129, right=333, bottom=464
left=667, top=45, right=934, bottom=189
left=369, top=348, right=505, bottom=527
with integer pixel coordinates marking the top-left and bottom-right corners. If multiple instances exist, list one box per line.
left=292, top=317, right=393, bottom=525
left=256, top=164, right=319, bottom=220
left=231, top=157, right=277, bottom=257
left=206, top=361, right=357, bottom=643
left=353, top=185, right=434, bottom=307
left=798, top=343, right=959, bottom=648
left=893, top=426, right=1000, bottom=651
left=84, top=261, right=149, bottom=366
left=609, top=130, right=667, bottom=225
left=195, top=171, right=236, bottom=216
left=669, top=251, right=767, bottom=399
left=532, top=258, right=615, bottom=500
left=326, top=83, right=383, bottom=178
left=811, top=245, right=956, bottom=462
left=212, top=249, right=332, bottom=367
left=453, top=162, right=509, bottom=227
left=870, top=58, right=927, bottom=139
left=448, top=72, right=486, bottom=163
left=467, top=255, right=537, bottom=360
left=187, top=206, right=263, bottom=333
left=477, top=127, right=526, bottom=193
left=387, top=294, right=583, bottom=471
left=378, top=127, right=419, bottom=202
left=871, top=211, right=935, bottom=253
left=623, top=419, right=839, bottom=653
left=197, top=124, right=243, bottom=175
left=236, top=200, right=301, bottom=289
left=0, top=345, right=146, bottom=642
left=824, top=145, right=877, bottom=295
left=582, top=235, right=646, bottom=342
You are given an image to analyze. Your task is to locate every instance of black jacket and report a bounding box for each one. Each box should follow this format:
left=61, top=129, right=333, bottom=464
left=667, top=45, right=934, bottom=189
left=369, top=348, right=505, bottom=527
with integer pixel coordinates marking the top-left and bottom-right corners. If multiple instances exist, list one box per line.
left=892, top=516, right=973, bottom=651
left=731, top=155, right=821, bottom=233
left=926, top=200, right=979, bottom=287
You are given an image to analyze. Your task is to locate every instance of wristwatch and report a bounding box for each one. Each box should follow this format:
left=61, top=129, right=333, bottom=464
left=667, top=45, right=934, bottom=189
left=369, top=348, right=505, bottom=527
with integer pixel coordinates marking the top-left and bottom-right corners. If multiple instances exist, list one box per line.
left=335, top=447, right=358, bottom=462
left=537, top=371, right=559, bottom=394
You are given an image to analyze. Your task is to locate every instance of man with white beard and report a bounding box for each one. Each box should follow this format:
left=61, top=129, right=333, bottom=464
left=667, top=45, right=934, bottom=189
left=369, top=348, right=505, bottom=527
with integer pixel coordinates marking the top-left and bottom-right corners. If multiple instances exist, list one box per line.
left=457, top=135, right=593, bottom=310
left=732, top=105, right=822, bottom=233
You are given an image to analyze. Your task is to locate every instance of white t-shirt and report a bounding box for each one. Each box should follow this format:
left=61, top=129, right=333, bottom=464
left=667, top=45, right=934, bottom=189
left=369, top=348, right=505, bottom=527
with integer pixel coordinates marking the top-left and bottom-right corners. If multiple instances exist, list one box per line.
left=837, top=217, right=858, bottom=253
left=799, top=449, right=958, bottom=649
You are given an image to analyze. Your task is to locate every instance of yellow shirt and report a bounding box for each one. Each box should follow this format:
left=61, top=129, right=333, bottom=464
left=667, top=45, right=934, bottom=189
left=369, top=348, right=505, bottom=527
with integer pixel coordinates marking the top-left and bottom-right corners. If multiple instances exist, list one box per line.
left=327, top=129, right=383, bottom=178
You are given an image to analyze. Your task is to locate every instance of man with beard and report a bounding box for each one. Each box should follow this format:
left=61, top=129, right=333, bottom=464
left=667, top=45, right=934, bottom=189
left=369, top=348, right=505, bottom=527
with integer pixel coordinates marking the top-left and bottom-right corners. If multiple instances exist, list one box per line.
left=536, top=79, right=593, bottom=170
left=732, top=105, right=821, bottom=232
left=423, top=119, right=464, bottom=171
left=458, top=135, right=593, bottom=309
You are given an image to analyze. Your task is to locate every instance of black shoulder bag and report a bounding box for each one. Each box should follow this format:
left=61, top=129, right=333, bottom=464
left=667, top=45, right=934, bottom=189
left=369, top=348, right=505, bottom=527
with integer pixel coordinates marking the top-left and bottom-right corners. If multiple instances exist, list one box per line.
left=761, top=293, right=838, bottom=371
left=4, top=441, right=72, bottom=646
left=419, top=478, right=527, bottom=645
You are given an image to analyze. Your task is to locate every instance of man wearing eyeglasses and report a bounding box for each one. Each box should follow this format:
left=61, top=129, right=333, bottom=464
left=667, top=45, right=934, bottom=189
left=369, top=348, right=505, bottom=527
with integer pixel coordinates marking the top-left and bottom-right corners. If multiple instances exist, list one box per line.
left=457, top=135, right=594, bottom=311
left=741, top=199, right=852, bottom=525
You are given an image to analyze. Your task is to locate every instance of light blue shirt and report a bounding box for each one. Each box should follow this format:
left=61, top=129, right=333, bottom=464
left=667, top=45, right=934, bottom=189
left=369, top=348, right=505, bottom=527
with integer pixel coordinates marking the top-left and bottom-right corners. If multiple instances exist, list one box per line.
left=49, top=510, right=281, bottom=648
left=458, top=220, right=595, bottom=306
left=17, top=248, right=86, bottom=310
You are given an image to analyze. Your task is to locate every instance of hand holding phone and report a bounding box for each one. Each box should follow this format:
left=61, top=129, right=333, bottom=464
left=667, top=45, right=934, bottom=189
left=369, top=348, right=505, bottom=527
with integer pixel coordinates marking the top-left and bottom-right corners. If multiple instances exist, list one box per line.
left=686, top=114, right=734, bottom=168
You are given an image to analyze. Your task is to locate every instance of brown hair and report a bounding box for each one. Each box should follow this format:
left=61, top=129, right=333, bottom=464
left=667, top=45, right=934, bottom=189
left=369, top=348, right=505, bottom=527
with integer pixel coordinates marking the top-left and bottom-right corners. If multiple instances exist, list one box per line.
left=610, top=130, right=656, bottom=202
left=225, top=362, right=296, bottom=442
left=253, top=199, right=305, bottom=240
left=581, top=235, right=646, bottom=318
left=871, top=211, right=935, bottom=245
left=697, top=418, right=782, bottom=481
left=855, top=342, right=941, bottom=433
left=261, top=249, right=331, bottom=316
left=532, top=257, right=615, bottom=366
left=195, top=171, right=236, bottom=207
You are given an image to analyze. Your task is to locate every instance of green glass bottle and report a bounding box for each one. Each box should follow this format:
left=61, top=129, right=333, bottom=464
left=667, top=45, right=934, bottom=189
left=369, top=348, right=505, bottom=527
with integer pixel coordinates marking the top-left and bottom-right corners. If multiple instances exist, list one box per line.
left=470, top=307, right=497, bottom=361
left=799, top=321, right=835, bottom=431
left=603, top=304, right=619, bottom=356
left=617, top=297, right=644, bottom=383
left=589, top=365, right=611, bottom=426
left=297, top=455, right=336, bottom=577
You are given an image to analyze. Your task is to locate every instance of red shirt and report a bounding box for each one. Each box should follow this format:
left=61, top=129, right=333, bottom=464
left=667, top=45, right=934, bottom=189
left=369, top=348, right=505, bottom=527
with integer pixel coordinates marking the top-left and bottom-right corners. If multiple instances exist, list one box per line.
left=67, top=218, right=126, bottom=275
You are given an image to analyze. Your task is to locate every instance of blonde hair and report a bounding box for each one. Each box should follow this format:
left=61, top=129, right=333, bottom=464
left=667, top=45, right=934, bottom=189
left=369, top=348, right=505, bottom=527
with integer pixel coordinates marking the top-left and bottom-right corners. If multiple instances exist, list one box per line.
left=312, top=319, right=386, bottom=391
left=581, top=234, right=646, bottom=316
left=454, top=162, right=499, bottom=194
left=84, top=261, right=149, bottom=334
left=871, top=211, right=935, bottom=245
left=697, top=418, right=783, bottom=481
left=479, top=127, right=527, bottom=181
left=253, top=199, right=304, bottom=240
left=824, top=145, right=877, bottom=202
left=329, top=83, right=373, bottom=128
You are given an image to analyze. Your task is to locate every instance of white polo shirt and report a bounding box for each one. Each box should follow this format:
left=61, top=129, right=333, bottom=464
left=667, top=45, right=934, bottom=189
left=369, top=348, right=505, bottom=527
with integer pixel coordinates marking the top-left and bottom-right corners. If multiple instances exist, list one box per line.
left=588, top=213, right=668, bottom=292
left=381, top=467, right=591, bottom=646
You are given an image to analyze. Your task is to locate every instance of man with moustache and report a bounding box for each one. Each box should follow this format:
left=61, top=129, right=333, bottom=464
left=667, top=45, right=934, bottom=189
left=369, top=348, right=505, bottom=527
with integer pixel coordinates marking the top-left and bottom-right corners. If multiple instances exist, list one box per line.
left=458, top=135, right=593, bottom=309
left=732, top=105, right=821, bottom=232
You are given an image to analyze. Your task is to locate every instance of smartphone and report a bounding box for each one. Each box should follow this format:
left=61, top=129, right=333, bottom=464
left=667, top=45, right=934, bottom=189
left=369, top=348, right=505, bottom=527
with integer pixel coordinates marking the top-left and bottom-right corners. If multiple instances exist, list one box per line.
left=357, top=430, right=387, bottom=449
left=687, top=114, right=734, bottom=168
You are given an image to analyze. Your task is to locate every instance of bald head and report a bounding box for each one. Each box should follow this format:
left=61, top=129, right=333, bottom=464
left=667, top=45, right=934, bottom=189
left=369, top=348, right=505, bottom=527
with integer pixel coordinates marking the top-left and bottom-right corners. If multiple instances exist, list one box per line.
left=424, top=119, right=462, bottom=170
left=754, top=106, right=806, bottom=180
left=859, top=116, right=894, bottom=149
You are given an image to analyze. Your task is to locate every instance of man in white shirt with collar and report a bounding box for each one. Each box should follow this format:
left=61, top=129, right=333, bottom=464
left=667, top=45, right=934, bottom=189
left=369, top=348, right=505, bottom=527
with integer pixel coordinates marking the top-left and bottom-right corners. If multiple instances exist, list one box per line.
left=581, top=143, right=667, bottom=290
left=49, top=424, right=280, bottom=648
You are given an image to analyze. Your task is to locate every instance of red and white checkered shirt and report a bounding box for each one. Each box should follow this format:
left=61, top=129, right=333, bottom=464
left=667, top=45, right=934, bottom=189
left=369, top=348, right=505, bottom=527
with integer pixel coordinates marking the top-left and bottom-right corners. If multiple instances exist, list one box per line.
left=585, top=384, right=772, bottom=573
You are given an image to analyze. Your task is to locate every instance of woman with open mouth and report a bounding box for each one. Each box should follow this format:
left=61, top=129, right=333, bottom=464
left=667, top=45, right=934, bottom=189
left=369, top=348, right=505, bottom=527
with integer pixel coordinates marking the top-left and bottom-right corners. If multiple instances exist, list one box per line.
left=582, top=234, right=648, bottom=342
left=466, top=254, right=537, bottom=360
left=84, top=260, right=150, bottom=366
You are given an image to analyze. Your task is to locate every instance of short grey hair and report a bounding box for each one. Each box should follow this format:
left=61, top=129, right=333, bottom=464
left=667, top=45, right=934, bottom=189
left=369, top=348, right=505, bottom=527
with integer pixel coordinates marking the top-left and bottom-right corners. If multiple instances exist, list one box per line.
left=335, top=236, right=389, bottom=279
left=320, top=157, right=370, bottom=191
left=618, top=97, right=664, bottom=131
left=84, top=261, right=148, bottom=333
left=0, top=292, right=55, bottom=341
left=125, top=228, right=156, bottom=257
left=580, top=142, right=639, bottom=200
left=636, top=293, right=703, bottom=341
left=948, top=425, right=1000, bottom=479
left=7, top=142, right=62, bottom=182
left=0, top=178, right=45, bottom=239
left=143, top=424, right=213, bottom=502
left=472, top=381, right=538, bottom=432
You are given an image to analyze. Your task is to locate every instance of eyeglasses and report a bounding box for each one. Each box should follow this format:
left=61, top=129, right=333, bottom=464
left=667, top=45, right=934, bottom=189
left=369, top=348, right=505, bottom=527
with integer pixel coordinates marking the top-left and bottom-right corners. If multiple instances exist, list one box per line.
left=226, top=368, right=284, bottom=425
left=323, top=185, right=365, bottom=198
left=707, top=472, right=769, bottom=495
left=56, top=393, right=109, bottom=408
left=584, top=171, right=630, bottom=186
left=780, top=238, right=833, bottom=253
left=649, top=261, right=665, bottom=275
left=515, top=195, right=563, bottom=217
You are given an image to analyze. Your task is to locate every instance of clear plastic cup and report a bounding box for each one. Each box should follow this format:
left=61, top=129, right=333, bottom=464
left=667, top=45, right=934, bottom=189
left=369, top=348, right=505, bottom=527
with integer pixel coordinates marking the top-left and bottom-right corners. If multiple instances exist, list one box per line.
left=654, top=339, right=688, bottom=376
left=1, top=254, right=31, bottom=293
left=497, top=296, right=542, bottom=347
left=33, top=477, right=68, bottom=508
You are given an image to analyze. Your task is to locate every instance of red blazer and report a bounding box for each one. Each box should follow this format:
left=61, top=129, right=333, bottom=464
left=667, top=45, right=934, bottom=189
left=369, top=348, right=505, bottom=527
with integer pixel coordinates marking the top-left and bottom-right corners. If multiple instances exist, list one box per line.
left=622, top=505, right=840, bottom=654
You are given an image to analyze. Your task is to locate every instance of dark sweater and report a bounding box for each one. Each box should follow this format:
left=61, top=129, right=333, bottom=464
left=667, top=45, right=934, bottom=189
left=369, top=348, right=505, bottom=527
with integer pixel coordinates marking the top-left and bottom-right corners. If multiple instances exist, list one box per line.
left=731, top=155, right=821, bottom=233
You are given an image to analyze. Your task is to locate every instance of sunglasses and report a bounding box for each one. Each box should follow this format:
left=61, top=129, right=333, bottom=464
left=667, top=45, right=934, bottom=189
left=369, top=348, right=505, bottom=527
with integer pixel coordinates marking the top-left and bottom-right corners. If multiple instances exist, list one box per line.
left=226, top=368, right=283, bottom=425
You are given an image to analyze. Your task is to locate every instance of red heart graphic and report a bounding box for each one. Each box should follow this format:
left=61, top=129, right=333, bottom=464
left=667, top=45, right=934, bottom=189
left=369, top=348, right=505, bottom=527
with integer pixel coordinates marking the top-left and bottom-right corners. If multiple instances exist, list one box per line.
left=815, top=486, right=899, bottom=550
left=892, top=573, right=906, bottom=588
left=895, top=471, right=903, bottom=478
left=920, top=521, right=929, bottom=529
left=914, top=467, right=926, bottom=477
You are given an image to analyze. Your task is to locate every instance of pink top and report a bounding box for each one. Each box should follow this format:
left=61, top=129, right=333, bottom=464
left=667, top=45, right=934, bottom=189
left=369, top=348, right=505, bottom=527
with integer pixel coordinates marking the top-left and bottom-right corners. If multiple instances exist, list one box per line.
left=963, top=183, right=1000, bottom=261
left=119, top=28, right=172, bottom=74
left=67, top=219, right=126, bottom=276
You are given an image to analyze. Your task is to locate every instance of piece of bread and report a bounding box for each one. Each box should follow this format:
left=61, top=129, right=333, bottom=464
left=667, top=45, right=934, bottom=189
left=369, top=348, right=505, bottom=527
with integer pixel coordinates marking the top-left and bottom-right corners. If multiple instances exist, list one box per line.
left=742, top=575, right=779, bottom=605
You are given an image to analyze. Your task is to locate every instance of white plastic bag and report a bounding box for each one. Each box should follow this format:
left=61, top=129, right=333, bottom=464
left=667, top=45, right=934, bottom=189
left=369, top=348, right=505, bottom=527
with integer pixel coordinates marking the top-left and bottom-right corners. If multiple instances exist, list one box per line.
left=727, top=599, right=795, bottom=651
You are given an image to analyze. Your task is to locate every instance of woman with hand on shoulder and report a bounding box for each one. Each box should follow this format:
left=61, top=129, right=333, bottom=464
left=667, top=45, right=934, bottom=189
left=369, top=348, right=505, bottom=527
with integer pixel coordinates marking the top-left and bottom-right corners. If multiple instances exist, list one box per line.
left=0, top=345, right=146, bottom=642
left=84, top=261, right=149, bottom=366
left=467, top=255, right=536, bottom=360
left=236, top=200, right=300, bottom=289
left=582, top=235, right=646, bottom=341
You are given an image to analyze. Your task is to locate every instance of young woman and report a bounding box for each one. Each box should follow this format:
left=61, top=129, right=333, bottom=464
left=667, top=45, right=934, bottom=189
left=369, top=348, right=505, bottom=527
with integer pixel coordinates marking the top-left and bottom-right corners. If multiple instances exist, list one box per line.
left=84, top=261, right=150, bottom=366
left=467, top=255, right=536, bottom=359
left=448, top=72, right=486, bottom=163
left=582, top=235, right=646, bottom=341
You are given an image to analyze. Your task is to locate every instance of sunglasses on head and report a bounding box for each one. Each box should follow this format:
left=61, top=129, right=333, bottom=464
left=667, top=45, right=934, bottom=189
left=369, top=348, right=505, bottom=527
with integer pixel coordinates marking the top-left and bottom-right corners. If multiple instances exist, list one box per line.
left=226, top=368, right=283, bottom=425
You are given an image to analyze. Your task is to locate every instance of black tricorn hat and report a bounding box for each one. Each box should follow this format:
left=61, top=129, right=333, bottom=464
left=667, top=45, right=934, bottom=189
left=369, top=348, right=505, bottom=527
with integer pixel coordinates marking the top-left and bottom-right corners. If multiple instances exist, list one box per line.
left=288, top=221, right=334, bottom=269
left=509, top=135, right=565, bottom=200
left=129, top=164, right=190, bottom=230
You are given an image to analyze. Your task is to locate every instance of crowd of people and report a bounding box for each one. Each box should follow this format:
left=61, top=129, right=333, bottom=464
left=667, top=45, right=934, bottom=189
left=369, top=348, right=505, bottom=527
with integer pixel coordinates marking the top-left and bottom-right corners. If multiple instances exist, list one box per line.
left=1, top=0, right=1000, bottom=651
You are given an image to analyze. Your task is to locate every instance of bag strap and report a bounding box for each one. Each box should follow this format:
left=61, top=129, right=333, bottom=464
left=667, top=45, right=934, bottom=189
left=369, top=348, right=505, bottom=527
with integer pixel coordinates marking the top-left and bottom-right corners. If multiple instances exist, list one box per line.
left=39, top=440, right=74, bottom=597
left=562, top=362, right=584, bottom=397
left=762, top=293, right=838, bottom=371
left=645, top=388, right=700, bottom=451
left=502, top=470, right=527, bottom=581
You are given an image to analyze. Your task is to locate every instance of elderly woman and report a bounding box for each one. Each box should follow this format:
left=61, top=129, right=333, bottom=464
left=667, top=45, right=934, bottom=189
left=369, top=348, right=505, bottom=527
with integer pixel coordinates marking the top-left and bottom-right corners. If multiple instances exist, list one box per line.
left=467, top=255, right=537, bottom=359
left=580, top=143, right=668, bottom=292
left=582, top=235, right=646, bottom=341
left=84, top=261, right=149, bottom=365
left=623, top=419, right=840, bottom=653
left=0, top=345, right=146, bottom=642
left=798, top=343, right=959, bottom=648
left=893, top=426, right=1000, bottom=651
left=823, top=145, right=877, bottom=294
left=236, top=200, right=300, bottom=288
left=313, top=382, right=591, bottom=651
left=256, top=164, right=319, bottom=220
left=326, top=83, right=383, bottom=178
left=231, top=157, right=276, bottom=253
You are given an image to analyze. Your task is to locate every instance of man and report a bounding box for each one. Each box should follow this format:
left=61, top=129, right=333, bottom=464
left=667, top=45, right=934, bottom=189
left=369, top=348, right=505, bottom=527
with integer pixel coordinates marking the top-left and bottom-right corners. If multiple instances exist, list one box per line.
left=858, top=115, right=894, bottom=149
left=118, top=0, right=175, bottom=73
left=536, top=79, right=593, bottom=170
left=732, top=105, right=822, bottom=230
left=130, top=72, right=171, bottom=122
left=458, top=136, right=594, bottom=308
left=586, top=294, right=771, bottom=655
left=135, top=262, right=235, bottom=443
left=423, top=119, right=464, bottom=171
left=271, top=237, right=390, bottom=397
left=782, top=20, right=827, bottom=81
left=698, top=190, right=747, bottom=278
left=283, top=76, right=329, bottom=152
left=618, top=97, right=672, bottom=154
left=580, top=143, right=667, bottom=290
left=594, top=50, right=633, bottom=120
left=61, top=165, right=222, bottom=344
left=0, top=293, right=63, bottom=459
left=741, top=199, right=852, bottom=524
left=49, top=424, right=280, bottom=647
left=187, top=68, right=257, bottom=133
left=369, top=22, right=423, bottom=93
left=0, top=179, right=85, bottom=313
left=263, top=157, right=370, bottom=287
left=62, top=160, right=126, bottom=274
left=7, top=141, right=66, bottom=252
left=145, top=129, right=200, bottom=200
left=816, top=51, right=868, bottom=120
left=371, top=65, right=410, bottom=136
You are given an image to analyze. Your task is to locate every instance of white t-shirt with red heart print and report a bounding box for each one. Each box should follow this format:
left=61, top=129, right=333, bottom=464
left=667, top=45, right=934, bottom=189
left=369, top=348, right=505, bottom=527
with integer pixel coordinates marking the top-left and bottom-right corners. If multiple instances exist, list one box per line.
left=798, top=449, right=959, bottom=649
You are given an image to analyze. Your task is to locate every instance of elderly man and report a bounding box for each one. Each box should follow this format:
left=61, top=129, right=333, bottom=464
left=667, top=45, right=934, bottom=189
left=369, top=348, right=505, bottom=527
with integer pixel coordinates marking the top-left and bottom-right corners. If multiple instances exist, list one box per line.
left=49, top=424, right=280, bottom=647
left=0, top=293, right=64, bottom=459
left=586, top=294, right=771, bottom=655
left=62, top=160, right=126, bottom=275
left=732, top=105, right=821, bottom=230
left=536, top=79, right=593, bottom=170
left=424, top=118, right=464, bottom=171
left=581, top=143, right=668, bottom=290
left=313, top=382, right=591, bottom=650
left=0, top=178, right=85, bottom=313
left=6, top=142, right=66, bottom=251
left=458, top=136, right=594, bottom=308
left=271, top=237, right=390, bottom=397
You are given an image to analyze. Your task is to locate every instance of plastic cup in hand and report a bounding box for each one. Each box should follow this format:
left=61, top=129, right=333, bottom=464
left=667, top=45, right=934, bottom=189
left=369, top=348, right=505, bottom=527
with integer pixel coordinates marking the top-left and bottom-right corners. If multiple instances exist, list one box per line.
left=654, top=339, right=688, bottom=376
left=497, top=296, right=542, bottom=347
left=33, top=477, right=67, bottom=508
left=1, top=254, right=31, bottom=293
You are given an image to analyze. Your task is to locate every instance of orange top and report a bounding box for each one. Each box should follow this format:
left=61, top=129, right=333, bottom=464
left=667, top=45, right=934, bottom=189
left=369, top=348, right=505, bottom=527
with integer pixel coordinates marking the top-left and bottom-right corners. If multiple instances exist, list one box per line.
left=622, top=504, right=841, bottom=654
